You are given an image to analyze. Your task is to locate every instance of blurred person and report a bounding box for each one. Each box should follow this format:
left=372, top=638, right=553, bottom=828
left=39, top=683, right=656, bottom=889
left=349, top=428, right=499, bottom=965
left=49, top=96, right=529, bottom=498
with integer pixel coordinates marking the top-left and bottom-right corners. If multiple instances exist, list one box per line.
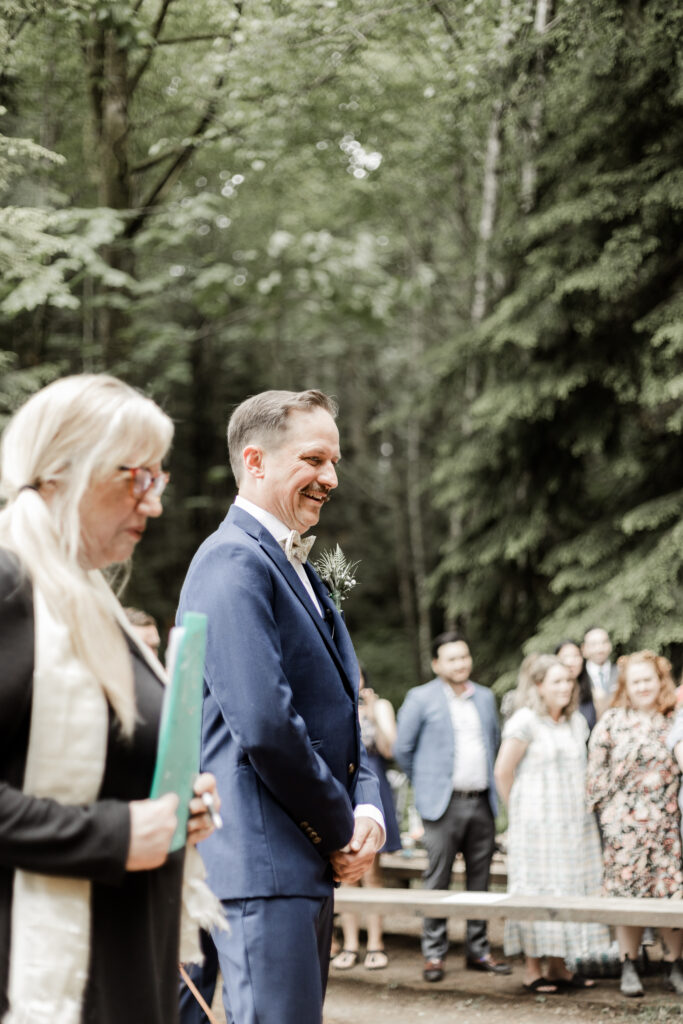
left=0, top=375, right=222, bottom=1024
left=555, top=640, right=598, bottom=732
left=124, top=606, right=161, bottom=657
left=667, top=706, right=683, bottom=843
left=587, top=651, right=683, bottom=997
left=582, top=627, right=617, bottom=712
left=495, top=655, right=607, bottom=994
left=332, top=667, right=401, bottom=971
left=395, top=632, right=510, bottom=983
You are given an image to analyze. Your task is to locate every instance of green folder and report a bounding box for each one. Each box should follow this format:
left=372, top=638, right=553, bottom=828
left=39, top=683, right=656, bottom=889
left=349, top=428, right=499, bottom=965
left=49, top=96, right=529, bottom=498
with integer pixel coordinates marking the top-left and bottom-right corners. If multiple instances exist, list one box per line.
left=150, top=611, right=208, bottom=852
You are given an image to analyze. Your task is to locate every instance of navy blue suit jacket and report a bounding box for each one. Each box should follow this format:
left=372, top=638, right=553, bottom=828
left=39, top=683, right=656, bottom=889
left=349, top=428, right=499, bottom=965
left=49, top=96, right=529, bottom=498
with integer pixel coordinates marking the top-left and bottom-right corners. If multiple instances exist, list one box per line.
left=177, top=505, right=381, bottom=900
left=395, top=678, right=500, bottom=821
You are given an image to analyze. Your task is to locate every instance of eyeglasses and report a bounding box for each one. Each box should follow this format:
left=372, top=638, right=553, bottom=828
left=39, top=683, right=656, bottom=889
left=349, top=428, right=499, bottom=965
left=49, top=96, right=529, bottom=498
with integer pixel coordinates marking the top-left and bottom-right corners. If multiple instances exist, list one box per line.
left=118, top=466, right=170, bottom=500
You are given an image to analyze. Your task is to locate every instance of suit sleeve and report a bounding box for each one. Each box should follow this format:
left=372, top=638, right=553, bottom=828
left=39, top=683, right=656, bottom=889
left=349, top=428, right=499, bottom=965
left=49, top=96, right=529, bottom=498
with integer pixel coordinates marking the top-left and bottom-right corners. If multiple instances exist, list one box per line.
left=394, top=690, right=422, bottom=781
left=183, top=540, right=355, bottom=855
left=0, top=552, right=129, bottom=884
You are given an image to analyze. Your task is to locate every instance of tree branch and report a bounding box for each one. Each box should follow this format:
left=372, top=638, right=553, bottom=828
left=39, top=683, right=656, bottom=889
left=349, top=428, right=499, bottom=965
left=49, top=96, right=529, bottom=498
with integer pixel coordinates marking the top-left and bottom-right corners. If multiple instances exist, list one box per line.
left=124, top=76, right=225, bottom=237
left=155, top=32, right=240, bottom=45
left=129, top=0, right=177, bottom=96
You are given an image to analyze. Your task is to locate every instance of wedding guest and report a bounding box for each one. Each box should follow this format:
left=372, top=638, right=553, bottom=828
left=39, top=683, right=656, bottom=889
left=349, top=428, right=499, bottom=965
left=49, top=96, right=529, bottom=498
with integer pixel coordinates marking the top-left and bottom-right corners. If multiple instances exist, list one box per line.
left=494, top=655, right=607, bottom=994
left=666, top=707, right=683, bottom=841
left=395, top=632, right=510, bottom=983
left=555, top=640, right=598, bottom=732
left=124, top=606, right=161, bottom=657
left=332, top=668, right=401, bottom=971
left=587, top=651, right=683, bottom=997
left=582, top=626, right=617, bottom=713
left=0, top=374, right=222, bottom=1024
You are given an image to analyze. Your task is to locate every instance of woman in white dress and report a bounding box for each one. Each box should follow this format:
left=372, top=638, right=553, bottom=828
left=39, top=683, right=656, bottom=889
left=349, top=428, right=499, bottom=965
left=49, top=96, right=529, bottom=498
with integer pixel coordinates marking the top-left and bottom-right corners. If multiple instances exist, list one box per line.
left=494, top=654, right=608, bottom=994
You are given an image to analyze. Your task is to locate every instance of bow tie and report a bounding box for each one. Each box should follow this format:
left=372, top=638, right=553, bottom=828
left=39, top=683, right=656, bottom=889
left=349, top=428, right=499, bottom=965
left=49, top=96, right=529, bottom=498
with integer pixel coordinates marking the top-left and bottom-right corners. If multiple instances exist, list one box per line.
left=280, top=530, right=316, bottom=565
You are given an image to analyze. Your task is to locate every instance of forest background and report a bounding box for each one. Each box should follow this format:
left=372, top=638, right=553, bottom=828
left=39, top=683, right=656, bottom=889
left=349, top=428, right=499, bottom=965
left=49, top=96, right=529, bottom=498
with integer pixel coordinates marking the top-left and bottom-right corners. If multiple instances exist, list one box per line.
left=1, top=0, right=682, bottom=706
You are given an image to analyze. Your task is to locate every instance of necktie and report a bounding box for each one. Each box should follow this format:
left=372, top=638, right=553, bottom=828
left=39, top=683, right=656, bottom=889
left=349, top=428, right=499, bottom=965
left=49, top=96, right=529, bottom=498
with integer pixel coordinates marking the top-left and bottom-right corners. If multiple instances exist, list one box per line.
left=280, top=530, right=316, bottom=565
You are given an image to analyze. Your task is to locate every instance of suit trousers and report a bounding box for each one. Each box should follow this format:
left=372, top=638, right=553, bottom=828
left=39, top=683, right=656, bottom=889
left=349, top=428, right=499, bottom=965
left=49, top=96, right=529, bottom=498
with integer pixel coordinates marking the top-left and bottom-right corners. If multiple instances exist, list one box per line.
left=180, top=894, right=334, bottom=1024
left=421, top=792, right=496, bottom=962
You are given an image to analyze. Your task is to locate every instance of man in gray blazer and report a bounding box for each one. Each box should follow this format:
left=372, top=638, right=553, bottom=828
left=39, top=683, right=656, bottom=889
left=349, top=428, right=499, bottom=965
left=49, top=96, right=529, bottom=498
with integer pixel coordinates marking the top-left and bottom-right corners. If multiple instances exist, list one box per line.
left=395, top=632, right=510, bottom=982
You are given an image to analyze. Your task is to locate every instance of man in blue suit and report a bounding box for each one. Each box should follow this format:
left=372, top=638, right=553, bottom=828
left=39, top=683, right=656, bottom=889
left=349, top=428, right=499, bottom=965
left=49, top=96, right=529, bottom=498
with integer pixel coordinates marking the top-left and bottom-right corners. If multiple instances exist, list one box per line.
left=177, top=389, right=384, bottom=1024
left=395, top=632, right=509, bottom=983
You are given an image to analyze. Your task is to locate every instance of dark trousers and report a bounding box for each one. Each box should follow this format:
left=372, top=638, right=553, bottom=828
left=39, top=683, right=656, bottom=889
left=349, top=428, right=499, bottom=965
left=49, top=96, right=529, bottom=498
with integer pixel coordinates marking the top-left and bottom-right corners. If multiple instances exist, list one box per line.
left=421, top=791, right=496, bottom=962
left=179, top=894, right=334, bottom=1024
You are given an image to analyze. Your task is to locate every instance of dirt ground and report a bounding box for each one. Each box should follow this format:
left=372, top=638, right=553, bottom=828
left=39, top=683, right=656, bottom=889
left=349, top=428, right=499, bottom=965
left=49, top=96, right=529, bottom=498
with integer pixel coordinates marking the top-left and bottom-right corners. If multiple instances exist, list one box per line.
left=206, top=914, right=683, bottom=1024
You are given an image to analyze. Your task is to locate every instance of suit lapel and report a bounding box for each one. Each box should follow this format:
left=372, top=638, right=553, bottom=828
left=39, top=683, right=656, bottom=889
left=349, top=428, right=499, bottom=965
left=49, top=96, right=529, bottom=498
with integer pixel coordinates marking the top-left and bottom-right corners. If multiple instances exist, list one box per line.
left=228, top=506, right=356, bottom=696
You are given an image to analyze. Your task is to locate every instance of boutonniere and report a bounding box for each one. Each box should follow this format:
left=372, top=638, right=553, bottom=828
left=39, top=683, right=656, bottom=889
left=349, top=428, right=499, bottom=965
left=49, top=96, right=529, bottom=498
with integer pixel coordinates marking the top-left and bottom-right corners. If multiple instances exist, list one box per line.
left=311, top=544, right=360, bottom=610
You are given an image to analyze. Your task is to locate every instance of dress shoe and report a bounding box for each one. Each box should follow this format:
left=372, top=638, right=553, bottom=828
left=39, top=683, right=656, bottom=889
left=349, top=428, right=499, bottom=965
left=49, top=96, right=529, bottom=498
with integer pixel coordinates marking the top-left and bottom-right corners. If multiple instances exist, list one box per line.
left=423, top=959, right=445, bottom=982
left=466, top=953, right=512, bottom=975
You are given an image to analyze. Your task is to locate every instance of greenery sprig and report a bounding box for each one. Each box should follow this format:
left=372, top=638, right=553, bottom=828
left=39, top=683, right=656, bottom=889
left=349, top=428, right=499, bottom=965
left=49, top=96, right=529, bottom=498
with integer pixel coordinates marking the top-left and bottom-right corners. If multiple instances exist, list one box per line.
left=312, top=544, right=360, bottom=610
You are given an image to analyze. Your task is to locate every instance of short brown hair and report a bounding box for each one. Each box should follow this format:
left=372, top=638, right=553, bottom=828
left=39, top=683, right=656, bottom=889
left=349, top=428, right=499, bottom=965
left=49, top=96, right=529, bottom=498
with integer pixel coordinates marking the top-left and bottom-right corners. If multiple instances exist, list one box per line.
left=611, top=650, right=677, bottom=715
left=227, top=389, right=338, bottom=483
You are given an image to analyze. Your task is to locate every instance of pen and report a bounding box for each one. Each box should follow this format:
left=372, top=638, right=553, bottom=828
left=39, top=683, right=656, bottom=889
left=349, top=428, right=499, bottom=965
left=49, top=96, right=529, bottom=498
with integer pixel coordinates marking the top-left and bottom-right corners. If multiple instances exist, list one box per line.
left=201, top=791, right=223, bottom=830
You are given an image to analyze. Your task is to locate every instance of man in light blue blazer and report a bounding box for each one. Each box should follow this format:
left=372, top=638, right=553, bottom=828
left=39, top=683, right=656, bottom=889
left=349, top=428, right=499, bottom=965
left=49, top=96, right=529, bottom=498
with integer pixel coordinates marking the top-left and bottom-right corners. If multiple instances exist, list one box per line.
left=177, top=390, right=384, bottom=1024
left=395, top=632, right=509, bottom=982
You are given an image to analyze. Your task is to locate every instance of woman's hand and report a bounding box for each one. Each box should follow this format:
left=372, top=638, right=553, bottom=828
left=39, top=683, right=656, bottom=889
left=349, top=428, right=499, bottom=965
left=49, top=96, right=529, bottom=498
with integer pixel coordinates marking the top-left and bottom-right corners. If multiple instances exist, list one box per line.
left=126, top=792, right=178, bottom=870
left=187, top=772, right=221, bottom=846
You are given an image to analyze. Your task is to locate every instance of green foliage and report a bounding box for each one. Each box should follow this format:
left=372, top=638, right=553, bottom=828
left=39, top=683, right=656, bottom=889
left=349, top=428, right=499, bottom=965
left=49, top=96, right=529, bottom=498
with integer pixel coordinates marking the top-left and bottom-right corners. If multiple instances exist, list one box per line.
left=2, top=0, right=682, bottom=697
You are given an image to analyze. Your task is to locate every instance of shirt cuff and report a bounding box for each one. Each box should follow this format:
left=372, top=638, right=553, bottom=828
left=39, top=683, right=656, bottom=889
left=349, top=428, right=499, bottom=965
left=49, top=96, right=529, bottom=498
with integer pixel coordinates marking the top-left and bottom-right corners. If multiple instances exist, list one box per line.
left=354, top=804, right=386, bottom=849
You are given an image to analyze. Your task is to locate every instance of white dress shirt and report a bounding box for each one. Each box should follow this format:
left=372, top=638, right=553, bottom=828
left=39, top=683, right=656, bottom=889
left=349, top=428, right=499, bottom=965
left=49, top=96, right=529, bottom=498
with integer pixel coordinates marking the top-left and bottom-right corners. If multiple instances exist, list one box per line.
left=233, top=496, right=385, bottom=841
left=235, top=495, right=322, bottom=614
left=585, top=660, right=614, bottom=696
left=442, top=681, right=489, bottom=792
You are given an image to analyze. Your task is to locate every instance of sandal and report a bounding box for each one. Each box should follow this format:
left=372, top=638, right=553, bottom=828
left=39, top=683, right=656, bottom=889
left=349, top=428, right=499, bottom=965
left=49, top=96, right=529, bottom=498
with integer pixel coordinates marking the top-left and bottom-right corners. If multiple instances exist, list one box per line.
left=522, top=977, right=559, bottom=994
left=364, top=950, right=388, bottom=970
left=331, top=949, right=359, bottom=970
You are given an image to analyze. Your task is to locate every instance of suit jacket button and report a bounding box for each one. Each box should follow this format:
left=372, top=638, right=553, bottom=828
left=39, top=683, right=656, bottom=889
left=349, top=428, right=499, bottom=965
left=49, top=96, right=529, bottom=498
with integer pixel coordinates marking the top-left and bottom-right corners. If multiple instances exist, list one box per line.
left=313, top=837, right=322, bottom=845
left=348, top=763, right=355, bottom=774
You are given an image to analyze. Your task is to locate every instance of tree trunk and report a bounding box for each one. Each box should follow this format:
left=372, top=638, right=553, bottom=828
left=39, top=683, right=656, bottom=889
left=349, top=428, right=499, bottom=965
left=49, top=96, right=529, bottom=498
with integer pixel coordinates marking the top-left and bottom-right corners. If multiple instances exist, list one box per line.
left=520, top=0, right=552, bottom=213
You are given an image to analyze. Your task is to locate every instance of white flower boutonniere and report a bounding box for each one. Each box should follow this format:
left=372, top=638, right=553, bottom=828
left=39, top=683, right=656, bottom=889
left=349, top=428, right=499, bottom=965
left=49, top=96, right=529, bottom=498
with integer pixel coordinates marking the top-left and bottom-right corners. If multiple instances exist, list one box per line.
left=311, top=544, right=360, bottom=611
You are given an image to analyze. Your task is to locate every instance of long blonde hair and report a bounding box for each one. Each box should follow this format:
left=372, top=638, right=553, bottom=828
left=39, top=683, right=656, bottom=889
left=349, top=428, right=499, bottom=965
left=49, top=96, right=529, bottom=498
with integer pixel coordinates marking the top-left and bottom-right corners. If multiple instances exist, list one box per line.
left=0, top=374, right=174, bottom=734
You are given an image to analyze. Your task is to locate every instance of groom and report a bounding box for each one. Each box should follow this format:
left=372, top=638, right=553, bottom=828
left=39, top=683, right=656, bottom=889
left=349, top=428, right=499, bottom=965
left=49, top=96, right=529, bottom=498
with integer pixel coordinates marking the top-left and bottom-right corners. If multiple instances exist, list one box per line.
left=178, top=389, right=384, bottom=1024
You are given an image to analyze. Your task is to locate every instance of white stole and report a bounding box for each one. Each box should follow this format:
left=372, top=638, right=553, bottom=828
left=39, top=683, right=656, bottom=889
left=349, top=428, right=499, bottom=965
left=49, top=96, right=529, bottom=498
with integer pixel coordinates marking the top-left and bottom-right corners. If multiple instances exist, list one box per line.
left=4, top=588, right=224, bottom=1023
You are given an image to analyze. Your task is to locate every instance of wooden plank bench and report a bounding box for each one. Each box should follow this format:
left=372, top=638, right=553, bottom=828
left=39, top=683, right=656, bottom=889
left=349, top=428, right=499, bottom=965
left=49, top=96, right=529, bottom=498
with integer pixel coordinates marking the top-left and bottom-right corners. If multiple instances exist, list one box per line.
left=334, top=886, right=683, bottom=928
left=379, top=850, right=507, bottom=887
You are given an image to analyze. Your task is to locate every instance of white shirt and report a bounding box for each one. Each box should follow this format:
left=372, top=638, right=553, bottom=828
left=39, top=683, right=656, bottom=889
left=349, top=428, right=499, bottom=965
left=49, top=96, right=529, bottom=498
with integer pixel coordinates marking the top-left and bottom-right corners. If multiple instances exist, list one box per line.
left=235, top=495, right=322, bottom=615
left=442, top=681, right=489, bottom=792
left=585, top=660, right=614, bottom=695
left=234, top=496, right=385, bottom=841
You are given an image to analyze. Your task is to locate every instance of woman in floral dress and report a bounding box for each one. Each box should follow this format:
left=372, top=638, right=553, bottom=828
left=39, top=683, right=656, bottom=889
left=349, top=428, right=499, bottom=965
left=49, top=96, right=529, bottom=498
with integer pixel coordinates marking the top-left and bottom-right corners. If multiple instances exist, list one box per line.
left=495, top=655, right=608, bottom=994
left=587, top=650, right=683, bottom=997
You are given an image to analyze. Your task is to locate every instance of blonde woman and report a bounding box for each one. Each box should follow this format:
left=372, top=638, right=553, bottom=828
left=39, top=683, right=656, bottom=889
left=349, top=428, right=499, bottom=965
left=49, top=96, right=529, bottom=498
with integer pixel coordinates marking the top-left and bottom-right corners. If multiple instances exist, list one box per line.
left=0, top=375, right=222, bottom=1024
left=495, top=655, right=607, bottom=994
left=587, top=651, right=683, bottom=997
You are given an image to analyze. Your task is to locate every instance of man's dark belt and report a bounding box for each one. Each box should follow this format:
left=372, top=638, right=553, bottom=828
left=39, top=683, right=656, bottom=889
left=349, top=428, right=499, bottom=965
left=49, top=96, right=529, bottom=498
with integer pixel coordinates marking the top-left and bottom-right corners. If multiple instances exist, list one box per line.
left=452, top=788, right=487, bottom=799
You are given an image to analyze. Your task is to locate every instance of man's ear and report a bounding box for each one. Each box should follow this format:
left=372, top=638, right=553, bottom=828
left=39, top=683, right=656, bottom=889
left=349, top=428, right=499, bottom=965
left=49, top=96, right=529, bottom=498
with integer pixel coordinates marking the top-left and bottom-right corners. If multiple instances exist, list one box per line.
left=243, top=445, right=265, bottom=479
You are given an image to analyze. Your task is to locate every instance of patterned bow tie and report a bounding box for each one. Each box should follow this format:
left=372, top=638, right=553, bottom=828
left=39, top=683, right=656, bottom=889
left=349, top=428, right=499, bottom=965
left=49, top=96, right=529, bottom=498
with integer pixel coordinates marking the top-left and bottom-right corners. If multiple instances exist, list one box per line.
left=280, top=530, right=316, bottom=565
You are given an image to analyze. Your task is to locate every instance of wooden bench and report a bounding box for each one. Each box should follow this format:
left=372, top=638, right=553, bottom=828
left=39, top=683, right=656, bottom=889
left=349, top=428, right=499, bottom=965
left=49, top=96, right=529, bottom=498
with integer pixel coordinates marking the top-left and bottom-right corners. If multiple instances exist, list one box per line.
left=334, top=886, right=683, bottom=927
left=379, top=850, right=507, bottom=887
